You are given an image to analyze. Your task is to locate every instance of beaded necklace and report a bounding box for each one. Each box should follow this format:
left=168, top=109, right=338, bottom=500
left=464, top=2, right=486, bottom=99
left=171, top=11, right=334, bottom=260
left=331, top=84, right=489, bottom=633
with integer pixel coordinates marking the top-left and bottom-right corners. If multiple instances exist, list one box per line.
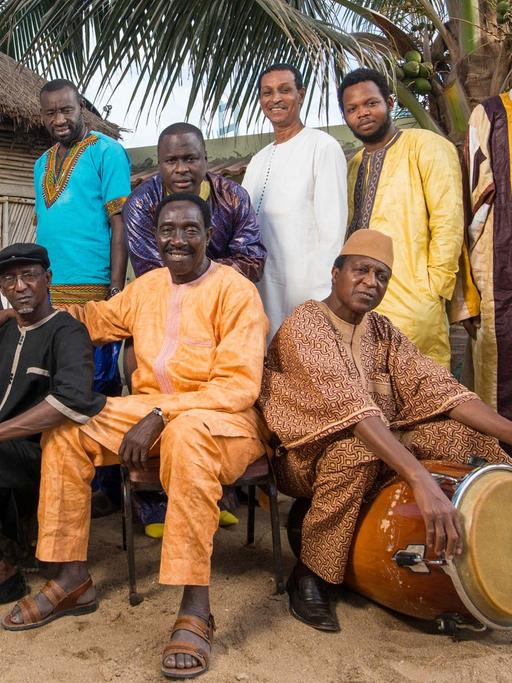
left=255, top=143, right=277, bottom=216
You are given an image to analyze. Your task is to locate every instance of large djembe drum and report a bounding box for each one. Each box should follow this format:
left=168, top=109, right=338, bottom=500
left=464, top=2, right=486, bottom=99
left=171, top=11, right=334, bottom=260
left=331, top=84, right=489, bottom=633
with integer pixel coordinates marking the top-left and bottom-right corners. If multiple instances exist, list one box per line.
left=287, top=461, right=512, bottom=632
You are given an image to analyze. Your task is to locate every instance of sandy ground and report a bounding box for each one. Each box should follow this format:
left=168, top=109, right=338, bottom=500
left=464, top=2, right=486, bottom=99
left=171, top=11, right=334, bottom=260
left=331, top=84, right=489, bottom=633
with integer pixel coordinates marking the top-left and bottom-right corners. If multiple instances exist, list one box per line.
left=1, top=499, right=511, bottom=683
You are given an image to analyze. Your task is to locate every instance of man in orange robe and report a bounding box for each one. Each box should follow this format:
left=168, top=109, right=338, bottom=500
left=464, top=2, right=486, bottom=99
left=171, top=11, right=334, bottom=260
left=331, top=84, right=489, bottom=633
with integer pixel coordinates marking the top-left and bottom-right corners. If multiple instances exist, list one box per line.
left=2, top=193, right=268, bottom=680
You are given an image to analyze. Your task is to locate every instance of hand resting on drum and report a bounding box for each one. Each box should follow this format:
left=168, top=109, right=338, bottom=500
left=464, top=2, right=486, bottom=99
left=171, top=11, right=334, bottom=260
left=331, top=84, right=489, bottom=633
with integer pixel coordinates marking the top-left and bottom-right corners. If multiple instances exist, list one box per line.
left=353, top=416, right=464, bottom=560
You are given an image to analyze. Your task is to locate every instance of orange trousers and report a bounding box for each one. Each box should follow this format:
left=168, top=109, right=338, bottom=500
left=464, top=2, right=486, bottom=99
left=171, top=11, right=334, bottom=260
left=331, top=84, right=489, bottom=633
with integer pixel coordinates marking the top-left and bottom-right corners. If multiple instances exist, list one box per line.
left=37, top=411, right=264, bottom=585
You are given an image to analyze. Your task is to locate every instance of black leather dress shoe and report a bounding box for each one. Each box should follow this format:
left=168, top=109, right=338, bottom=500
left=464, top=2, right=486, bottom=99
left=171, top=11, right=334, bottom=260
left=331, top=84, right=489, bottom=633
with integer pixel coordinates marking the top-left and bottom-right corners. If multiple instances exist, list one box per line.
left=286, top=571, right=340, bottom=632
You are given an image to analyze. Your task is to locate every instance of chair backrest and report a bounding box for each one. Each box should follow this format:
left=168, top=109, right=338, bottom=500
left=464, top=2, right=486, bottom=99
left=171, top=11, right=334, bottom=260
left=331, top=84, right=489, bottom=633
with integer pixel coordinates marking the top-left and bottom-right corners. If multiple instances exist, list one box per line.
left=123, top=338, right=137, bottom=393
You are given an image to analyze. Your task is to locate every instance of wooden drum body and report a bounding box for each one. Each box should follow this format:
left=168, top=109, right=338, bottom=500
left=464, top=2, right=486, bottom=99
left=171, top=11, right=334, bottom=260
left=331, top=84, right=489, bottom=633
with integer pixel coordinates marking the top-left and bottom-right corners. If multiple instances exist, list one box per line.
left=344, top=461, right=512, bottom=629
left=288, top=461, right=512, bottom=630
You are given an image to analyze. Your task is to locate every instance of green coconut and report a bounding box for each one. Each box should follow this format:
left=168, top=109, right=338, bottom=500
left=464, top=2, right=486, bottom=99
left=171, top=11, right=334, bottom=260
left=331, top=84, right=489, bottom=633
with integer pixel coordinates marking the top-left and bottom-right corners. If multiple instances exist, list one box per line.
left=497, top=12, right=507, bottom=23
left=404, top=50, right=422, bottom=63
left=403, top=60, right=421, bottom=77
left=418, top=62, right=433, bottom=78
left=414, top=77, right=432, bottom=94
left=395, top=66, right=405, bottom=81
left=497, top=1, right=509, bottom=13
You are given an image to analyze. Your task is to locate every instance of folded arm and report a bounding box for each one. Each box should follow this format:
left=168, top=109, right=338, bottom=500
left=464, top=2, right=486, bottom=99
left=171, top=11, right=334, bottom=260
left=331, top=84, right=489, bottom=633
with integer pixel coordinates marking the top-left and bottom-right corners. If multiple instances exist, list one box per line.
left=0, top=321, right=104, bottom=440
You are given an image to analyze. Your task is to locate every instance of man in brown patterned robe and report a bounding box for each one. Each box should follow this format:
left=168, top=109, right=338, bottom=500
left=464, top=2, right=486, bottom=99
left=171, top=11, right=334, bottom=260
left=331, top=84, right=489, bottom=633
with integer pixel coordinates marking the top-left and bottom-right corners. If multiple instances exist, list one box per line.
left=259, top=230, right=512, bottom=632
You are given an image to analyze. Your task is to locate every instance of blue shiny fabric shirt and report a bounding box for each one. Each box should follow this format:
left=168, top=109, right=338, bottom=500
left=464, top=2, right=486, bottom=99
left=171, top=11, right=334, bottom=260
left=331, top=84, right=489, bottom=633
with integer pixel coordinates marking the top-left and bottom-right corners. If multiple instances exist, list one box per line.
left=123, top=172, right=266, bottom=282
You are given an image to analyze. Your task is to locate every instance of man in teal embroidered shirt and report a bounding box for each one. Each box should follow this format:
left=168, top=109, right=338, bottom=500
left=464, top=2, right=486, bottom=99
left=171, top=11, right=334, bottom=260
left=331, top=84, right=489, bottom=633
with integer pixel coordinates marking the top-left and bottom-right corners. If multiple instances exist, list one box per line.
left=35, top=79, right=131, bottom=307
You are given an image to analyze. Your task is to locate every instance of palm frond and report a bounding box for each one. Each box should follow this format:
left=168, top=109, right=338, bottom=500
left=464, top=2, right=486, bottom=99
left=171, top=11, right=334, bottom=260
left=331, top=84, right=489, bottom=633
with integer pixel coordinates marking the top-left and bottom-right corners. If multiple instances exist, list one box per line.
left=0, top=0, right=387, bottom=125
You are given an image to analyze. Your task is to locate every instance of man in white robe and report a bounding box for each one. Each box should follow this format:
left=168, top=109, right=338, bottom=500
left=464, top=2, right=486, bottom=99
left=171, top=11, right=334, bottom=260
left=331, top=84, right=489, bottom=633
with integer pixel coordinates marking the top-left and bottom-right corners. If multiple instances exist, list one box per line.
left=243, top=63, right=348, bottom=340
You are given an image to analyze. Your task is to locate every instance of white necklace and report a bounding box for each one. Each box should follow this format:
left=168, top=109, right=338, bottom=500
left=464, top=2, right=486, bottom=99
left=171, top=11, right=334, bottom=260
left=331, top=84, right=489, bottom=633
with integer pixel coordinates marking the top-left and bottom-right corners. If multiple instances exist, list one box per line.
left=255, top=144, right=277, bottom=216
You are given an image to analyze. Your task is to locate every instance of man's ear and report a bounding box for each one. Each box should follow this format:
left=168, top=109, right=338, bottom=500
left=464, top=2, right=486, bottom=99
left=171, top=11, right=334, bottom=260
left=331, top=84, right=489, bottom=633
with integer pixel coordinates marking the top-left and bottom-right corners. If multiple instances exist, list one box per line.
left=298, top=87, right=306, bottom=106
left=206, top=226, right=213, bottom=245
left=46, top=269, right=52, bottom=288
left=387, top=95, right=394, bottom=111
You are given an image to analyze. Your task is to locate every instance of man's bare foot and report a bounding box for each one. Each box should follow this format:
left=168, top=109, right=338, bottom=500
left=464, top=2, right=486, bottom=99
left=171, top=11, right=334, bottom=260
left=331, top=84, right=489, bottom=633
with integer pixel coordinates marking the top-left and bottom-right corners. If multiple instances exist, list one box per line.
left=7, top=561, right=94, bottom=625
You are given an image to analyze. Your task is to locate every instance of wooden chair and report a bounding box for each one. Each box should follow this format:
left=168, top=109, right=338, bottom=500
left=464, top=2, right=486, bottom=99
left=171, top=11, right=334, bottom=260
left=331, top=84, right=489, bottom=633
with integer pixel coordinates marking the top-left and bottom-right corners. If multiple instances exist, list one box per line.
left=120, top=340, right=285, bottom=605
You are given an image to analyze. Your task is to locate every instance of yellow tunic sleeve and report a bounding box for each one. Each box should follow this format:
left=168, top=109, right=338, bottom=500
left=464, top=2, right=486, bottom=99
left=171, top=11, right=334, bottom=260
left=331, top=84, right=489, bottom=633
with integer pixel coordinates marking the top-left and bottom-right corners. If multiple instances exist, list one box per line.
left=416, top=135, right=464, bottom=301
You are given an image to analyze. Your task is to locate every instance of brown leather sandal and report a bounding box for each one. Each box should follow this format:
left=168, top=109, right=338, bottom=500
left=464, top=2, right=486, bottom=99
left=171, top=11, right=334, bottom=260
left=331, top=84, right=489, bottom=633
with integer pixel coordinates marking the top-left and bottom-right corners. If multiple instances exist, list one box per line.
left=161, top=613, right=216, bottom=679
left=2, top=577, right=97, bottom=631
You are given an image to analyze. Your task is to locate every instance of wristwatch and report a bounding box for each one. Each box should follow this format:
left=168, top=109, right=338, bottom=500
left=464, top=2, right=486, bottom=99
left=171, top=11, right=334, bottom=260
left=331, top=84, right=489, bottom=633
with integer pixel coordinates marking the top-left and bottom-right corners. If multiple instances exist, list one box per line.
left=152, top=407, right=165, bottom=421
left=107, top=286, right=122, bottom=299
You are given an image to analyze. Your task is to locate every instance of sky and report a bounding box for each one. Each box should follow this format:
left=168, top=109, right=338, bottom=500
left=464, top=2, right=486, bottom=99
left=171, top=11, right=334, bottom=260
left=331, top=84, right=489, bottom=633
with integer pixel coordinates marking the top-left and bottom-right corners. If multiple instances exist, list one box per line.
left=83, top=68, right=345, bottom=150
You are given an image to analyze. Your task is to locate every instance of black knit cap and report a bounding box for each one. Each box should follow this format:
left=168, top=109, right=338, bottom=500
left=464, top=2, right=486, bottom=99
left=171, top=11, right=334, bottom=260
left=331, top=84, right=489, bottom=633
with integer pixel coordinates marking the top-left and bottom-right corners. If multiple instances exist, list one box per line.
left=0, top=243, right=50, bottom=274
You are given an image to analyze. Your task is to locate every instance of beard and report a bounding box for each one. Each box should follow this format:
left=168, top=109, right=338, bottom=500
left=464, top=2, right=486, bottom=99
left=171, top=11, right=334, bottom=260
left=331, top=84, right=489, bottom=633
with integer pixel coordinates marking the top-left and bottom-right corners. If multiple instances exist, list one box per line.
left=50, top=116, right=85, bottom=146
left=351, top=112, right=393, bottom=145
left=16, top=305, right=35, bottom=314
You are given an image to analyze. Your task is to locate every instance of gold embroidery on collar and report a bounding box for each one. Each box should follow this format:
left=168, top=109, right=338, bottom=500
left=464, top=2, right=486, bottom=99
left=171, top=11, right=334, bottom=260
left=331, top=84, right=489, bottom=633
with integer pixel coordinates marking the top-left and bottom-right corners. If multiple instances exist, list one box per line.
left=199, top=179, right=210, bottom=201
left=163, top=179, right=211, bottom=201
left=42, top=134, right=99, bottom=209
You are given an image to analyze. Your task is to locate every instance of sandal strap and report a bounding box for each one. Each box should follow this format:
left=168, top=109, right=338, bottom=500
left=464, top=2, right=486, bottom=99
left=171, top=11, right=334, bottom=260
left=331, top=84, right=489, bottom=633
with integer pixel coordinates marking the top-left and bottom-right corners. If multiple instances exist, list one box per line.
left=40, top=577, right=92, bottom=613
left=40, top=579, right=67, bottom=607
left=162, top=641, right=208, bottom=668
left=170, top=613, right=215, bottom=644
left=18, top=596, right=42, bottom=625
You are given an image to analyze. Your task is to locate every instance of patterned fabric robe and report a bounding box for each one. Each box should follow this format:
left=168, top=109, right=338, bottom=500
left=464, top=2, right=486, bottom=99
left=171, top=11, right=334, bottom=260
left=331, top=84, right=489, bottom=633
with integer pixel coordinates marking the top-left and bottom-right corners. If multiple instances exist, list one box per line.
left=259, top=301, right=508, bottom=583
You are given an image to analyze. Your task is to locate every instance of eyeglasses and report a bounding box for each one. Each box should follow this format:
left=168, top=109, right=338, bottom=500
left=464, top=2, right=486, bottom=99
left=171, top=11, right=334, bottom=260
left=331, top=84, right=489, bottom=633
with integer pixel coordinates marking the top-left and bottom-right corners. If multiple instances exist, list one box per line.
left=0, top=269, right=46, bottom=289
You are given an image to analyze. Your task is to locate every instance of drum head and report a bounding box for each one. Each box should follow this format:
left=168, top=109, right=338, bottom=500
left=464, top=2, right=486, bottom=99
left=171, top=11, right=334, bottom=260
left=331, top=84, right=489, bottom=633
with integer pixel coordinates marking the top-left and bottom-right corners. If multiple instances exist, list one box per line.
left=451, top=465, right=512, bottom=629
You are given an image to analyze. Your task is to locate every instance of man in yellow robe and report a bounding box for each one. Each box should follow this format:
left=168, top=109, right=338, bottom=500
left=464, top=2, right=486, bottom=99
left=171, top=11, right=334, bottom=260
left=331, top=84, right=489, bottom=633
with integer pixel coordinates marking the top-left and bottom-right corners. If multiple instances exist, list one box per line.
left=339, top=68, right=464, bottom=368
left=2, top=193, right=268, bottom=680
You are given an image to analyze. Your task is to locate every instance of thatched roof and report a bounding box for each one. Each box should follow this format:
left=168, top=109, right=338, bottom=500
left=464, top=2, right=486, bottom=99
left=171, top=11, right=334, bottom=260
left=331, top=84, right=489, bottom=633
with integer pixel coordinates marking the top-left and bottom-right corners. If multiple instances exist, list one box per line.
left=0, top=52, right=122, bottom=138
